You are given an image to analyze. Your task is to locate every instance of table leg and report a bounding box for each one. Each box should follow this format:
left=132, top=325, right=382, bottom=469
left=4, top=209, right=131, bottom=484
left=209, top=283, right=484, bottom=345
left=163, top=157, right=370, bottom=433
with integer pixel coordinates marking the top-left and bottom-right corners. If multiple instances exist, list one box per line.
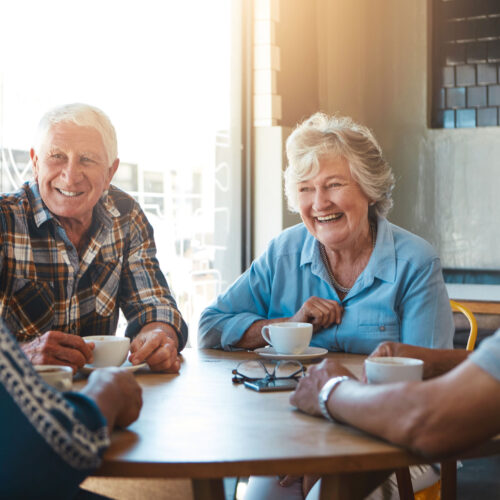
left=395, top=467, right=415, bottom=500
left=320, top=470, right=393, bottom=500
left=192, top=478, right=225, bottom=500
left=441, top=460, right=457, bottom=500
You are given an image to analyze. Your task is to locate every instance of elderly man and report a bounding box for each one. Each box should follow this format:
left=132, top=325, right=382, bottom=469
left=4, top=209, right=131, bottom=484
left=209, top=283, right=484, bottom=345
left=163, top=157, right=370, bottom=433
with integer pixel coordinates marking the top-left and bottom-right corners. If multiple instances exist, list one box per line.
left=290, top=332, right=500, bottom=499
left=0, top=103, right=187, bottom=372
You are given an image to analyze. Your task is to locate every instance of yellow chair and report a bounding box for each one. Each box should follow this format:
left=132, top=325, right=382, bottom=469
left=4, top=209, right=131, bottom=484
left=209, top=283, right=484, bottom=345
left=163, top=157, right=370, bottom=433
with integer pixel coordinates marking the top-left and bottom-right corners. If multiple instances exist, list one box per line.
left=398, top=300, right=478, bottom=500
left=449, top=299, right=477, bottom=351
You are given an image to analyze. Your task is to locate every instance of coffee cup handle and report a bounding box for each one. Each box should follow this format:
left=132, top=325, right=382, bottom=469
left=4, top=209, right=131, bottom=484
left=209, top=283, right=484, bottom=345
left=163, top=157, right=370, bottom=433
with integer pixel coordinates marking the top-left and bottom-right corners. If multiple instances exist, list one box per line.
left=261, top=325, right=272, bottom=345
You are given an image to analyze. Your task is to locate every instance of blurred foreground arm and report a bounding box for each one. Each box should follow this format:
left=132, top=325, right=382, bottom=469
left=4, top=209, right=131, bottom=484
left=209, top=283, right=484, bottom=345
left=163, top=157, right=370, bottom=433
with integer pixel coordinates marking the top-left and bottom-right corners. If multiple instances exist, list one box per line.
left=291, top=358, right=500, bottom=458
left=0, top=323, right=142, bottom=498
left=80, top=368, right=143, bottom=433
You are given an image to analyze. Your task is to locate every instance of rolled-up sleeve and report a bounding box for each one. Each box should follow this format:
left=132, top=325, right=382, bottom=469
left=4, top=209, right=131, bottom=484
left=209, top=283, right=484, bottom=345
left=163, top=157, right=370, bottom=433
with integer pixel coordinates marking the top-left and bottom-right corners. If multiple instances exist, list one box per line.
left=120, top=208, right=188, bottom=350
left=198, top=245, right=278, bottom=349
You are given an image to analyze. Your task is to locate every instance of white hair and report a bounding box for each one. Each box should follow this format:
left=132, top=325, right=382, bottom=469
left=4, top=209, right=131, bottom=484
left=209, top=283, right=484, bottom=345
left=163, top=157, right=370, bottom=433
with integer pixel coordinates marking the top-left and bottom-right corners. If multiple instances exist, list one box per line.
left=284, top=112, right=394, bottom=218
left=33, top=103, right=118, bottom=164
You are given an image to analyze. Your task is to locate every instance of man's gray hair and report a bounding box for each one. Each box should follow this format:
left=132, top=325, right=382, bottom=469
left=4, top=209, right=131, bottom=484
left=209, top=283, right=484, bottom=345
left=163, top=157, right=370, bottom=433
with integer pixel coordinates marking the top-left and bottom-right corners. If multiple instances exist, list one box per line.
left=284, top=112, right=394, bottom=218
left=34, top=103, right=118, bottom=164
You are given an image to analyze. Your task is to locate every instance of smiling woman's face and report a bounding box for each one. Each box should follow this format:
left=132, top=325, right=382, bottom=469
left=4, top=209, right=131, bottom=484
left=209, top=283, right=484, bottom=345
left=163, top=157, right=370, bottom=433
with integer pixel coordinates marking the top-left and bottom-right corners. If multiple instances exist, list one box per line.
left=297, top=156, right=371, bottom=252
left=31, top=122, right=119, bottom=232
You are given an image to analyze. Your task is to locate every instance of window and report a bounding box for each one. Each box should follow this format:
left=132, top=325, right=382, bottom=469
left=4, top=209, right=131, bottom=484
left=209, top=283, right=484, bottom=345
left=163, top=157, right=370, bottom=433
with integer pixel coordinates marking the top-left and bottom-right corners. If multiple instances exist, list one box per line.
left=431, top=0, right=500, bottom=128
left=0, top=0, right=247, bottom=345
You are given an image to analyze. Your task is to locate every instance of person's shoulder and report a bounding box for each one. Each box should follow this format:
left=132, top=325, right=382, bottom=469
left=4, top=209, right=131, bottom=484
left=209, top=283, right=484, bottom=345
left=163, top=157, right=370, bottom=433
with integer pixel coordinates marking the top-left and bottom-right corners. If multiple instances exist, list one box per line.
left=0, top=182, right=32, bottom=215
left=107, top=184, right=142, bottom=215
left=386, top=220, right=439, bottom=263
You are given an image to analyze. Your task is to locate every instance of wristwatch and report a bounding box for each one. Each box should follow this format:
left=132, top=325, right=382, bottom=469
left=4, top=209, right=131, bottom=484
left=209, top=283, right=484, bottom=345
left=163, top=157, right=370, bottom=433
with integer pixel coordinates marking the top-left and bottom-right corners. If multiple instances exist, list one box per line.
left=318, top=376, right=351, bottom=423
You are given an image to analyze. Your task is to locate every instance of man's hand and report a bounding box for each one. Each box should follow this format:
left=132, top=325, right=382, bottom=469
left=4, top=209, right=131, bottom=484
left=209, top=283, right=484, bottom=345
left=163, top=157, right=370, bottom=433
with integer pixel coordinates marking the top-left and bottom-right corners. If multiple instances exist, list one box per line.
left=290, top=297, right=343, bottom=333
left=21, top=331, right=94, bottom=372
left=129, top=323, right=180, bottom=373
left=80, top=368, right=142, bottom=432
left=289, top=359, right=356, bottom=416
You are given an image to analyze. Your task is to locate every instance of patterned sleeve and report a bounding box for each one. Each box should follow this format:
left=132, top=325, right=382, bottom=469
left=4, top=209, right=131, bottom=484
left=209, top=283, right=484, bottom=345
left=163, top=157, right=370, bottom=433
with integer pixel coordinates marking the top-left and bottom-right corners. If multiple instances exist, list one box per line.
left=119, top=204, right=188, bottom=350
left=0, top=319, right=109, bottom=498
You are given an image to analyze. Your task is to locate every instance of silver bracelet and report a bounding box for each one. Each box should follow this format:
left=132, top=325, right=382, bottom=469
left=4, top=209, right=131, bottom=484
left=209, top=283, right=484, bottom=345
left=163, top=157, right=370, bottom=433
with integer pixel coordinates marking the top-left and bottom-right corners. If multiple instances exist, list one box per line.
left=318, top=376, right=351, bottom=423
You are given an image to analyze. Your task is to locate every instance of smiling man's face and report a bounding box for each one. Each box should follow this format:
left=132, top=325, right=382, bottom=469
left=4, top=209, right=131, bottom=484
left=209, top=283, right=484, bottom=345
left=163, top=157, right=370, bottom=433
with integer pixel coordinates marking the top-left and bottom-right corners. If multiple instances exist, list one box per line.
left=31, top=122, right=119, bottom=232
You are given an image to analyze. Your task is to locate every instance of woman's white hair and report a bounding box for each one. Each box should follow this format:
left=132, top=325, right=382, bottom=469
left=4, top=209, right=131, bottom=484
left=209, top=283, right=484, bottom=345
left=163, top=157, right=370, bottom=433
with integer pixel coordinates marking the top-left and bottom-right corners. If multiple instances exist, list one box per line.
left=33, top=103, right=118, bottom=164
left=284, top=112, right=394, bottom=218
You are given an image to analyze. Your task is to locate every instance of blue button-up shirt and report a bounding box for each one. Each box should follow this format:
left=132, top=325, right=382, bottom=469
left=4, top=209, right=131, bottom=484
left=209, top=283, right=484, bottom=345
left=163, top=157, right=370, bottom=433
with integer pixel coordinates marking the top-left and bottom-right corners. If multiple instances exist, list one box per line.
left=199, top=217, right=454, bottom=353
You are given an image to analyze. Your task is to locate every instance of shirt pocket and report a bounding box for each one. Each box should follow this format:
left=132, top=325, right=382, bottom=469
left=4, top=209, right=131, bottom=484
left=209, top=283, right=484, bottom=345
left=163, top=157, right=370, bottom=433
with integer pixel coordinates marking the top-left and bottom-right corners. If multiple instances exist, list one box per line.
left=91, top=259, right=122, bottom=317
left=357, top=315, right=400, bottom=342
left=5, top=278, right=55, bottom=339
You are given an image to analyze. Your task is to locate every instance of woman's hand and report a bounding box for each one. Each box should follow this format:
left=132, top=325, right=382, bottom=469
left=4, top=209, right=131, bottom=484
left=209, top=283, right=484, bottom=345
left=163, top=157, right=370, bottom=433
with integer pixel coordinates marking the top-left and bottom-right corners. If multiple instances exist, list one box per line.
left=366, top=341, right=469, bottom=380
left=290, top=296, right=343, bottom=332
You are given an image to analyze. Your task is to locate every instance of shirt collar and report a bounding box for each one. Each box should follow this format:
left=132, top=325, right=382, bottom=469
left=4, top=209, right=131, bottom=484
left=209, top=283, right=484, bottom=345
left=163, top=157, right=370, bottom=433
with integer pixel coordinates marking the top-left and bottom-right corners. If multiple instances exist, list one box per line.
left=28, top=180, right=121, bottom=230
left=29, top=180, right=54, bottom=228
left=299, top=216, right=396, bottom=284
left=363, top=216, right=396, bottom=284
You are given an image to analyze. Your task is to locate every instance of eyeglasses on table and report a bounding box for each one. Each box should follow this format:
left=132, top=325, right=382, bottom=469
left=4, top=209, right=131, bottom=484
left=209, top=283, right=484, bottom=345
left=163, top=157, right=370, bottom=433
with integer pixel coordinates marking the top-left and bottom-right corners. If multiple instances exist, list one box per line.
left=232, top=359, right=305, bottom=384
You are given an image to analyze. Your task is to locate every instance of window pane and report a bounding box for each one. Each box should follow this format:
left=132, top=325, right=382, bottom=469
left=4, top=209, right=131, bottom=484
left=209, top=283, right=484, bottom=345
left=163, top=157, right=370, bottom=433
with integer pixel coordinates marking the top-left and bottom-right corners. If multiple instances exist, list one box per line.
left=0, top=0, right=242, bottom=345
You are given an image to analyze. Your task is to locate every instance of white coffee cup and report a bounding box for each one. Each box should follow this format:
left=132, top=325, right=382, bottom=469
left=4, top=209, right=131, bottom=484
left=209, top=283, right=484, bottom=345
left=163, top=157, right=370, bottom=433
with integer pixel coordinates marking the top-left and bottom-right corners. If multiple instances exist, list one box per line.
left=83, top=335, right=130, bottom=368
left=35, top=365, right=73, bottom=391
left=365, top=356, right=424, bottom=384
left=261, top=322, right=313, bottom=355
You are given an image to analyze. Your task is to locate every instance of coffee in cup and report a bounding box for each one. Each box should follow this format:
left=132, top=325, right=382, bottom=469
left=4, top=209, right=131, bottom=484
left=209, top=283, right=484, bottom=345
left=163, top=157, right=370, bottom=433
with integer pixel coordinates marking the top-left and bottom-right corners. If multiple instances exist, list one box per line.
left=83, top=335, right=130, bottom=368
left=365, top=356, right=424, bottom=384
left=261, top=322, right=313, bottom=355
left=35, top=365, right=73, bottom=391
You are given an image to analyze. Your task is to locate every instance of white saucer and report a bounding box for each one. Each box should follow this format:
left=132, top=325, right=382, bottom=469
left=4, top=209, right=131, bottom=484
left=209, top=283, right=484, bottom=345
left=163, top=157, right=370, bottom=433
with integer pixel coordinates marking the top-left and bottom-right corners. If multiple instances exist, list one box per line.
left=254, top=346, right=328, bottom=361
left=80, top=360, right=148, bottom=374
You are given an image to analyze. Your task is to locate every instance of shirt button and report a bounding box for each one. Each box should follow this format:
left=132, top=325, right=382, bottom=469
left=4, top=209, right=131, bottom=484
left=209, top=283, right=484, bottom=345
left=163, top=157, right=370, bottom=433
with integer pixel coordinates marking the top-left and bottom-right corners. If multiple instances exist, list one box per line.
left=379, top=325, right=386, bottom=331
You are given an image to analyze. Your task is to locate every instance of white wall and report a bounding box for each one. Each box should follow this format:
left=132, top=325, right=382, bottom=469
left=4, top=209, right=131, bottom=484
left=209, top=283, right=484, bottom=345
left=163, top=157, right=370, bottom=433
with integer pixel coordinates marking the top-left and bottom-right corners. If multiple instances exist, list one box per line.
left=316, top=0, right=500, bottom=269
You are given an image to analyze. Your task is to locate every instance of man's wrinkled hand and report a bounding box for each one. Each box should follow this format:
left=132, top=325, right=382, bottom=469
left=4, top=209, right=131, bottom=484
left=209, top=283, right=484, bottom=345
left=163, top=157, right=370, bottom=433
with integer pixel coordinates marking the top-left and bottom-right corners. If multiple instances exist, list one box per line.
left=129, top=327, right=180, bottom=373
left=21, top=331, right=93, bottom=372
left=289, top=359, right=355, bottom=416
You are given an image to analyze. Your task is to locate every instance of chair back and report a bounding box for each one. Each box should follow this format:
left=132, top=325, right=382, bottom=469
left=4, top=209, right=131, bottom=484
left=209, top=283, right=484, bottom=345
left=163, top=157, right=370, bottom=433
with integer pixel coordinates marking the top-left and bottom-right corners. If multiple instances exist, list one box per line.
left=450, top=299, right=478, bottom=351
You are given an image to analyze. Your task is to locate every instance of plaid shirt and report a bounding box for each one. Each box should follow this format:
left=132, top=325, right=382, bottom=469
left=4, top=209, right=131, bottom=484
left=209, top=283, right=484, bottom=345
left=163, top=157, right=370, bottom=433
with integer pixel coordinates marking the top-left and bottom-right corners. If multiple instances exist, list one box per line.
left=0, top=181, right=187, bottom=348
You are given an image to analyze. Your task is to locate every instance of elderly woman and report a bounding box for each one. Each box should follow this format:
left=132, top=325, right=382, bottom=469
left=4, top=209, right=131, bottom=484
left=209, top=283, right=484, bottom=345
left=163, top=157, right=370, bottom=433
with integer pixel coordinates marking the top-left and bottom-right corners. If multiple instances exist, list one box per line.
left=198, top=113, right=453, bottom=354
left=199, top=113, right=454, bottom=500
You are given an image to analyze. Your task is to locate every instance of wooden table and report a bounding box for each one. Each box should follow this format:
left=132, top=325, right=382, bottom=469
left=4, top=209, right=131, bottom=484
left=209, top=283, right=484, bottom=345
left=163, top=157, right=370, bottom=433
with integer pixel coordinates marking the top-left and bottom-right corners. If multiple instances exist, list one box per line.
left=83, top=349, right=500, bottom=500
left=446, top=283, right=500, bottom=314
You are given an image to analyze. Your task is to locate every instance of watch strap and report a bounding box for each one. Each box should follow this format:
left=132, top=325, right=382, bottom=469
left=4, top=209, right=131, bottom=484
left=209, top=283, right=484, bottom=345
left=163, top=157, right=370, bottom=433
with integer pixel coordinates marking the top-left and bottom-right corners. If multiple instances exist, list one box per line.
left=318, top=376, right=351, bottom=423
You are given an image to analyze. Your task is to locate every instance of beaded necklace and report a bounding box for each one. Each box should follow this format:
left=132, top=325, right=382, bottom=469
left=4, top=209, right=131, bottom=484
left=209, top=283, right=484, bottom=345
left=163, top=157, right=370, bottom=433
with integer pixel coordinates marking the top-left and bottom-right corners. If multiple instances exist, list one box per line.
left=320, top=223, right=376, bottom=294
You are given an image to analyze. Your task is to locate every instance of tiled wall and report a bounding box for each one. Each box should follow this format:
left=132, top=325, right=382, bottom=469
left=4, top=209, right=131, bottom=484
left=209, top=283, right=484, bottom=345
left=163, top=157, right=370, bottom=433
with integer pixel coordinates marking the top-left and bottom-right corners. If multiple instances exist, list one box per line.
left=433, top=0, right=500, bottom=128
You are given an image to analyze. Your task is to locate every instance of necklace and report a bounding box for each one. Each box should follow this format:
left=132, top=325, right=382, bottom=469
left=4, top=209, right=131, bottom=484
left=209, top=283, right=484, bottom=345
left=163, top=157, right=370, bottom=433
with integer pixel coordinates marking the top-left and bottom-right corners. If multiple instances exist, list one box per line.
left=320, top=222, right=377, bottom=294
